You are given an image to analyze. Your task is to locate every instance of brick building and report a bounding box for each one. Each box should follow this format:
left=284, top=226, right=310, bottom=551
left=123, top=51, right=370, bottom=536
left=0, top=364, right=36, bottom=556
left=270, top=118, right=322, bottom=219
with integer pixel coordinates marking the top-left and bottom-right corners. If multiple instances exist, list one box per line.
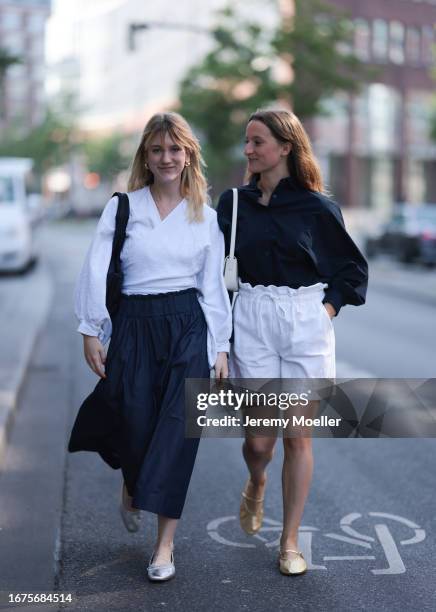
left=0, top=0, right=51, bottom=134
left=310, top=0, right=436, bottom=214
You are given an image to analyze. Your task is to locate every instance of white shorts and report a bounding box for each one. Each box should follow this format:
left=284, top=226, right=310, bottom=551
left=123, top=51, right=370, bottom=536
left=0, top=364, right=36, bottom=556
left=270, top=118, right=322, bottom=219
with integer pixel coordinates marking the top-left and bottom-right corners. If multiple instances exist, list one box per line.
left=229, top=282, right=336, bottom=379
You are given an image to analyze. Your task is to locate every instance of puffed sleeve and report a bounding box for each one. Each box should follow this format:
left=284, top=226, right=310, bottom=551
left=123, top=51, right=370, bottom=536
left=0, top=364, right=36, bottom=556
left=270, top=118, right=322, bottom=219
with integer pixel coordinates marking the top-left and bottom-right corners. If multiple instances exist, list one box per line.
left=196, top=210, right=232, bottom=367
left=216, top=189, right=233, bottom=257
left=311, top=199, right=368, bottom=315
left=74, top=196, right=118, bottom=345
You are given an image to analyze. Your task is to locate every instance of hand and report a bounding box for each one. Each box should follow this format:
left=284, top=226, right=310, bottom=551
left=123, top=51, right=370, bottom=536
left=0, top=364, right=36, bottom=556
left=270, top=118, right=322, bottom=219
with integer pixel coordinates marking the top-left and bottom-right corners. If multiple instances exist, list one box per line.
left=323, top=302, right=336, bottom=319
left=214, top=352, right=229, bottom=380
left=83, top=335, right=107, bottom=378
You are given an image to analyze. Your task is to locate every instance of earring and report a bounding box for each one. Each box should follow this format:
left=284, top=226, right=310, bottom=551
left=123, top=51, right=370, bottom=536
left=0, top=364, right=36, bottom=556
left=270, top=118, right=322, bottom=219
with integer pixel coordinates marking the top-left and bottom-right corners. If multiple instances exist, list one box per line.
left=144, top=162, right=149, bottom=170
left=185, top=161, right=190, bottom=167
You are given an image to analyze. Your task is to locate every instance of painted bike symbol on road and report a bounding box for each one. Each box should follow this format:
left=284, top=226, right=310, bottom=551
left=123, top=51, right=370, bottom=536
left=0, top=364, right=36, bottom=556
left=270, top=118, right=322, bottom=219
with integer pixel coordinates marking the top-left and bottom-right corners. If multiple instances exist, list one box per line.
left=207, top=512, right=425, bottom=575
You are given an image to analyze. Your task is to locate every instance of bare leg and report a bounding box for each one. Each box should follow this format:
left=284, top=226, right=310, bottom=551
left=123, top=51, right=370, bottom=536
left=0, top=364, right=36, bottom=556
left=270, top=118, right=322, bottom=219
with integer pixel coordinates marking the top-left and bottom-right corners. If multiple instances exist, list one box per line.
left=280, top=436, right=313, bottom=553
left=122, top=482, right=139, bottom=512
left=242, top=435, right=276, bottom=509
left=152, top=516, right=178, bottom=565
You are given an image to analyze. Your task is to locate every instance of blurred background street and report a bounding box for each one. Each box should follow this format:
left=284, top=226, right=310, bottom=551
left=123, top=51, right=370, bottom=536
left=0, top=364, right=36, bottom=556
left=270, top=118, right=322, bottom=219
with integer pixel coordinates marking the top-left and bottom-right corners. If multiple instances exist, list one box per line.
left=0, top=0, right=435, bottom=610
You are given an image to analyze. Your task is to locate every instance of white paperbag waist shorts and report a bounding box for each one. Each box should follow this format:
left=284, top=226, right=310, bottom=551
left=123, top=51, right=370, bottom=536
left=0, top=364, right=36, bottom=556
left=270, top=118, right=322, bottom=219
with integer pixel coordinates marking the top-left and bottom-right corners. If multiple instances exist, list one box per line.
left=229, top=281, right=335, bottom=379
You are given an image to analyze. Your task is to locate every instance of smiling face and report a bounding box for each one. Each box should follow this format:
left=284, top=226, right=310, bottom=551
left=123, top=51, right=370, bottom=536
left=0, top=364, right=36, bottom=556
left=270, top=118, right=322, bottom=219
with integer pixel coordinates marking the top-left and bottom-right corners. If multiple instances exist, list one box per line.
left=244, top=120, right=291, bottom=176
left=145, top=131, right=190, bottom=185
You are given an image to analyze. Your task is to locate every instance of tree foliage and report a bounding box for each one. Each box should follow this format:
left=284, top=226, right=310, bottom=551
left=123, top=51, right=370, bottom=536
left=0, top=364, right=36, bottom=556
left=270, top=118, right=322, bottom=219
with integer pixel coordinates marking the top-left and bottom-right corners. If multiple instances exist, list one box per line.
left=82, top=133, right=130, bottom=180
left=274, top=0, right=368, bottom=118
left=0, top=47, right=21, bottom=118
left=0, top=84, right=130, bottom=180
left=0, top=47, right=20, bottom=81
left=0, top=108, right=76, bottom=174
left=177, top=0, right=371, bottom=184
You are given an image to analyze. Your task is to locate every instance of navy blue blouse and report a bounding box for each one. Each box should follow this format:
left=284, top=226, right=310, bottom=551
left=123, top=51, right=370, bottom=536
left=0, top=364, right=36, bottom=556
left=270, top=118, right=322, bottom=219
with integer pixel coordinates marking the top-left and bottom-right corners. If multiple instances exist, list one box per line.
left=216, top=177, right=368, bottom=315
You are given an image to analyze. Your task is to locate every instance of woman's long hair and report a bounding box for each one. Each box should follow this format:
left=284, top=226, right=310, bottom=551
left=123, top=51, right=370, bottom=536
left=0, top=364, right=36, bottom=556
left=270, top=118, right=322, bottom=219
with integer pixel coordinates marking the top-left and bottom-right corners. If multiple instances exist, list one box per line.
left=245, top=109, right=324, bottom=193
left=127, top=112, right=208, bottom=222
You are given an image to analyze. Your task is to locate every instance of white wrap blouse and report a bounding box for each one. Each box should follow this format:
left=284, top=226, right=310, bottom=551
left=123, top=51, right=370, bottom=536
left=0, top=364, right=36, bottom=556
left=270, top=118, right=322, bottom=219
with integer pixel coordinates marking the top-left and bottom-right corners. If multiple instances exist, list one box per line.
left=74, top=186, right=232, bottom=368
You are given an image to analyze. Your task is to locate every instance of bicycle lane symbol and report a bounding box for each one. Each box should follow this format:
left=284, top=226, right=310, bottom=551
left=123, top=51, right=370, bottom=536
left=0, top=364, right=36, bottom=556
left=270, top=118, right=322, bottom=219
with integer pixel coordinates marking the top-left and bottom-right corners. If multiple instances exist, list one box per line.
left=206, top=512, right=425, bottom=575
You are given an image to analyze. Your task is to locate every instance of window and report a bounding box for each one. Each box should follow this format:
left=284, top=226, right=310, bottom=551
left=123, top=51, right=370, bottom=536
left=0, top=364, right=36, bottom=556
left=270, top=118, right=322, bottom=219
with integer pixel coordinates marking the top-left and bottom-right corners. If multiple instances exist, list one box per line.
left=32, top=64, right=46, bottom=83
left=30, top=37, right=44, bottom=60
left=354, top=18, right=371, bottom=61
left=406, top=27, right=421, bottom=64
left=372, top=19, right=388, bottom=62
left=3, top=32, right=24, bottom=55
left=26, top=13, right=45, bottom=33
left=8, top=79, right=28, bottom=98
left=421, top=26, right=434, bottom=64
left=0, top=10, right=21, bottom=30
left=8, top=64, right=26, bottom=79
left=389, top=21, right=405, bottom=64
left=367, top=84, right=401, bottom=153
left=0, top=177, right=14, bottom=205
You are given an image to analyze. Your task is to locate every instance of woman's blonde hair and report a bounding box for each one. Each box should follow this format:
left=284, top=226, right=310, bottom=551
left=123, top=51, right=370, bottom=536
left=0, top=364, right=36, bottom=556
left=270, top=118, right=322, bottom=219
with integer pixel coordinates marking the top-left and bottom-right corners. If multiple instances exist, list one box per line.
left=245, top=109, right=324, bottom=193
left=127, top=112, right=208, bottom=222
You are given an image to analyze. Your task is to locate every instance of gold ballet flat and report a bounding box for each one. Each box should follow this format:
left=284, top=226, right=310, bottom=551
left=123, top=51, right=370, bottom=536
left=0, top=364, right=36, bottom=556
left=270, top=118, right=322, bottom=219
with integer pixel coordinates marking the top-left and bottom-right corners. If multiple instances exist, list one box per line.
left=239, top=480, right=264, bottom=535
left=278, top=548, right=307, bottom=576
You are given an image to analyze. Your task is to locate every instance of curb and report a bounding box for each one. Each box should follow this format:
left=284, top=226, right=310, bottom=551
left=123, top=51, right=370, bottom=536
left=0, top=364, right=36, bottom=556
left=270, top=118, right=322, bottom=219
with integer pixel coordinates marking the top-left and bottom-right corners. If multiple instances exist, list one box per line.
left=0, top=261, right=54, bottom=466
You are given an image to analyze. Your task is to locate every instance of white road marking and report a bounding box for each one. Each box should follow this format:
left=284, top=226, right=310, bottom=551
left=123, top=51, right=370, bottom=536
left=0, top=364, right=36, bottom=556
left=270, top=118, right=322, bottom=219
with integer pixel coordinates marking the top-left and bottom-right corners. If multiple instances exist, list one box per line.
left=324, top=556, right=375, bottom=561
left=207, top=512, right=426, bottom=574
left=372, top=524, right=405, bottom=575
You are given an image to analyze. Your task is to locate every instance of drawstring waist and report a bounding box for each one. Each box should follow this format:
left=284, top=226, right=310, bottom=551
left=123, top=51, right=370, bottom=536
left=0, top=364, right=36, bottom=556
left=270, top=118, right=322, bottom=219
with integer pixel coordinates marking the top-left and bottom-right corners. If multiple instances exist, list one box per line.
left=237, top=282, right=328, bottom=321
left=237, top=281, right=327, bottom=302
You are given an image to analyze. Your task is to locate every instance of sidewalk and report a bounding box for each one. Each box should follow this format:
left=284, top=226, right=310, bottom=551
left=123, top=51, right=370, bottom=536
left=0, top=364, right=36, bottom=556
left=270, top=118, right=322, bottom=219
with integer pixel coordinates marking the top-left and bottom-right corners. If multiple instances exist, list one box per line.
left=0, top=261, right=54, bottom=465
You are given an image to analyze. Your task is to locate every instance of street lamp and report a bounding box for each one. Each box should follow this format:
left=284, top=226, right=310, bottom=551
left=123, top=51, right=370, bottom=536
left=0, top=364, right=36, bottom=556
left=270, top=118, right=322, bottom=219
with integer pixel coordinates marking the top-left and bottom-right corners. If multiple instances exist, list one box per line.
left=128, top=21, right=210, bottom=51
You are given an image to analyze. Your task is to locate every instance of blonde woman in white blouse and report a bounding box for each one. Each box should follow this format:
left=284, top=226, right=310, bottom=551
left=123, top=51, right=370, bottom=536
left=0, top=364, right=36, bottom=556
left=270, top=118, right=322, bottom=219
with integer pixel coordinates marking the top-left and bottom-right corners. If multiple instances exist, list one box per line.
left=69, top=112, right=232, bottom=582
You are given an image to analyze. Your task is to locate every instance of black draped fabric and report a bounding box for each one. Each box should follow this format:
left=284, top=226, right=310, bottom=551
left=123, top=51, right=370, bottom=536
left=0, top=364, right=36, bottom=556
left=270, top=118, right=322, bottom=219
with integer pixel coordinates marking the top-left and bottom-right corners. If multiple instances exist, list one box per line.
left=69, top=289, right=209, bottom=519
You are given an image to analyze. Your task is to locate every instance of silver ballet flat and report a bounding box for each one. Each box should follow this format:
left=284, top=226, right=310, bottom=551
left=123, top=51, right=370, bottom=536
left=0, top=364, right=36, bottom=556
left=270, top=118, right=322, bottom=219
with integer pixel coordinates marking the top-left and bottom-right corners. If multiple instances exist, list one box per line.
left=147, top=551, right=175, bottom=582
left=119, top=503, right=141, bottom=533
left=119, top=483, right=141, bottom=533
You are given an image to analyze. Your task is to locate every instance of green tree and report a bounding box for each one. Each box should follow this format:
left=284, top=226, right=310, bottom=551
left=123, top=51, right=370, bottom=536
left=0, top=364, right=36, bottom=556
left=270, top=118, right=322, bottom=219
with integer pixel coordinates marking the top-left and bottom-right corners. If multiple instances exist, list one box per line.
left=0, top=47, right=20, bottom=81
left=177, top=0, right=371, bottom=187
left=274, top=0, right=368, bottom=118
left=0, top=47, right=21, bottom=117
left=83, top=133, right=130, bottom=181
left=0, top=108, right=76, bottom=174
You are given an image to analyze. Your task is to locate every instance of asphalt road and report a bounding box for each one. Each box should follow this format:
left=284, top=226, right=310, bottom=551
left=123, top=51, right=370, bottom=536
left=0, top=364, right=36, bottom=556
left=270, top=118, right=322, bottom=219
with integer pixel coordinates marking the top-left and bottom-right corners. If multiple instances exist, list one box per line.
left=0, top=219, right=435, bottom=612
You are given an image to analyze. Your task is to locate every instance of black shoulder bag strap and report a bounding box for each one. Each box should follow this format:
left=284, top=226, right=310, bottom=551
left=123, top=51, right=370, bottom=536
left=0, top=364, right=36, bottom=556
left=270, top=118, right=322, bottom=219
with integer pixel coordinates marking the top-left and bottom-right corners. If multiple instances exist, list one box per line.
left=110, top=192, right=130, bottom=273
left=106, top=192, right=130, bottom=317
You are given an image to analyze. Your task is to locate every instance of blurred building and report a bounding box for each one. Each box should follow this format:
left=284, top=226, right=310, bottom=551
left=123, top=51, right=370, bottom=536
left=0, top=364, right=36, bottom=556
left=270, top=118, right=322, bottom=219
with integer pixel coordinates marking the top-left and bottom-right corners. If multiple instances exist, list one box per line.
left=46, top=0, right=278, bottom=134
left=46, top=0, right=232, bottom=134
left=0, top=0, right=51, bottom=133
left=311, top=0, right=436, bottom=215
left=45, top=0, right=435, bottom=217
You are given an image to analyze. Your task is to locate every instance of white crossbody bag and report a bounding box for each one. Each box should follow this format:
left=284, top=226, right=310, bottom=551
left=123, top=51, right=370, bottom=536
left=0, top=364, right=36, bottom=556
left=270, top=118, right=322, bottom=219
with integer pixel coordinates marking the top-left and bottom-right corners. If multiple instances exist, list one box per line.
left=223, top=188, right=239, bottom=294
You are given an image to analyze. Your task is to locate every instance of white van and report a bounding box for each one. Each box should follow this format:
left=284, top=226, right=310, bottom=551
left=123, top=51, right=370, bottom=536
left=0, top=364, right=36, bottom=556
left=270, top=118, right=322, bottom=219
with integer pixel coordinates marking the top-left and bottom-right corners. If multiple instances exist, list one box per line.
left=0, top=158, right=42, bottom=273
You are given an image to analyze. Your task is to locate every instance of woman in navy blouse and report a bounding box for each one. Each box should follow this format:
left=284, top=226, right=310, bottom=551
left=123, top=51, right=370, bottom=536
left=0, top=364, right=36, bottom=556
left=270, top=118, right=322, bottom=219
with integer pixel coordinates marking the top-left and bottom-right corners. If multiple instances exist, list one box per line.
left=217, top=108, right=368, bottom=576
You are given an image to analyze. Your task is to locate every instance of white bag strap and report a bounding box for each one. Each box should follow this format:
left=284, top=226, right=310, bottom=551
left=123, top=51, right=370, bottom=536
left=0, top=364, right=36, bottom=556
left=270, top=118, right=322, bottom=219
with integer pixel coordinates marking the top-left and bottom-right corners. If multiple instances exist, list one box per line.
left=229, top=188, right=238, bottom=258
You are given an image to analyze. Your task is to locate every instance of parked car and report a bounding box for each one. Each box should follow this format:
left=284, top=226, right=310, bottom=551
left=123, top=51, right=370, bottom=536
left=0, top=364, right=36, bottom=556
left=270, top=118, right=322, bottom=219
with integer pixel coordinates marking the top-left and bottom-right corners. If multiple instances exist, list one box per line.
left=0, top=158, right=42, bottom=273
left=365, top=204, right=436, bottom=266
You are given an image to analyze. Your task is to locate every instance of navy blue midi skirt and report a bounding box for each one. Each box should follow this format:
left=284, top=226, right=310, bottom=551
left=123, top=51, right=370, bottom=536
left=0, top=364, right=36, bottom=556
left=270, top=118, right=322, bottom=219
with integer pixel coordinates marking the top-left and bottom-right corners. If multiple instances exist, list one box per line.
left=68, top=288, right=210, bottom=519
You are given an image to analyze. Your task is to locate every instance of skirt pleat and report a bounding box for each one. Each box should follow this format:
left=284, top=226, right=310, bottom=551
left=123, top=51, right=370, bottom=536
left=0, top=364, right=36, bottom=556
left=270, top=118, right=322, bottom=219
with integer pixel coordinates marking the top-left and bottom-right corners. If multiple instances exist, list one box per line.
left=68, top=288, right=209, bottom=518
